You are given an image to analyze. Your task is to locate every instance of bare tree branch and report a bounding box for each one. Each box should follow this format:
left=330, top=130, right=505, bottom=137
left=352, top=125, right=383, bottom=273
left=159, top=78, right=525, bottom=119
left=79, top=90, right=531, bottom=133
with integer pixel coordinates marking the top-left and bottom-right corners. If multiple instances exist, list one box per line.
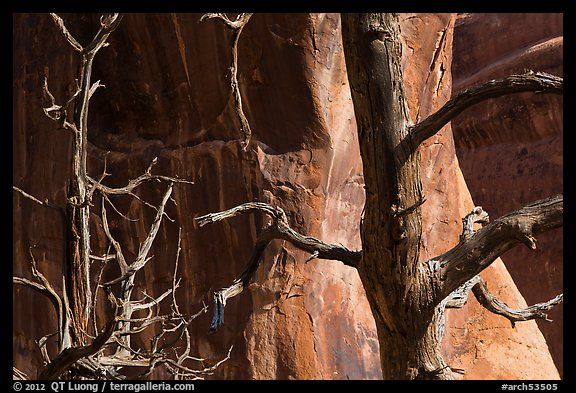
left=38, top=288, right=118, bottom=380
left=103, top=183, right=173, bottom=286
left=430, top=195, right=563, bottom=304
left=472, top=278, right=563, bottom=328
left=13, top=248, right=72, bottom=351
left=88, top=80, right=105, bottom=100
left=84, top=14, right=123, bottom=55
left=444, top=275, right=482, bottom=309
left=196, top=202, right=361, bottom=267
left=13, top=367, right=28, bottom=381
left=164, top=345, right=233, bottom=379
left=49, top=13, right=83, bottom=52
left=129, top=288, right=174, bottom=312
left=200, top=13, right=253, bottom=150
left=13, top=185, right=65, bottom=212
left=87, top=157, right=193, bottom=198
left=443, top=275, right=562, bottom=328
left=196, top=201, right=361, bottom=332
left=409, top=71, right=563, bottom=148
left=37, top=332, right=58, bottom=364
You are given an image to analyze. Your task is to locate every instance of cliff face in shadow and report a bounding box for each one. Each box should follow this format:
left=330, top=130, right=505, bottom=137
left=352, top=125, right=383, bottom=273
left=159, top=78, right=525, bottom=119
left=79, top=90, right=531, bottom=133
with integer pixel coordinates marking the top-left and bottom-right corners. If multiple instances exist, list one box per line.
left=451, top=13, right=563, bottom=377
left=13, top=13, right=560, bottom=379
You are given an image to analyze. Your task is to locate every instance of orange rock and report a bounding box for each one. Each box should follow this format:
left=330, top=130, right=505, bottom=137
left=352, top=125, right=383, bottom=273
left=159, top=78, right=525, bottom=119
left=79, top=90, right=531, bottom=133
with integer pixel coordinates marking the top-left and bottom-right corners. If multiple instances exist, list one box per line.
left=13, top=13, right=560, bottom=380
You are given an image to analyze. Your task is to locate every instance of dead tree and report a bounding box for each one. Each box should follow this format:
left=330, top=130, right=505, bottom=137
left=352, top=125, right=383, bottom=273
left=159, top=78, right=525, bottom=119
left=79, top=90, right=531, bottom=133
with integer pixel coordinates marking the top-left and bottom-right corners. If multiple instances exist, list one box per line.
left=199, top=13, right=563, bottom=380
left=13, top=13, right=230, bottom=380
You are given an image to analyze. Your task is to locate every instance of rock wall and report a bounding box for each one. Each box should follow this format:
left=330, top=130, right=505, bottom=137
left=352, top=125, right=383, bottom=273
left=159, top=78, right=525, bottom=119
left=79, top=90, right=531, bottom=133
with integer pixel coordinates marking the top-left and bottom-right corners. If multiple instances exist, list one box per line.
left=451, top=13, right=563, bottom=377
left=13, top=13, right=559, bottom=380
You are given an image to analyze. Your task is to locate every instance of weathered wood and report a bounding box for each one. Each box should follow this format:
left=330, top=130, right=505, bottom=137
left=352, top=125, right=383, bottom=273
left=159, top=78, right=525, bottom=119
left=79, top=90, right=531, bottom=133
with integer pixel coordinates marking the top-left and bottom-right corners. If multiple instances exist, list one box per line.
left=196, top=202, right=361, bottom=332
left=409, top=71, right=563, bottom=148
left=38, top=290, right=118, bottom=380
left=14, top=13, right=231, bottom=380
left=49, top=13, right=122, bottom=346
left=341, top=13, right=450, bottom=380
left=433, top=195, right=563, bottom=303
left=200, top=13, right=253, bottom=150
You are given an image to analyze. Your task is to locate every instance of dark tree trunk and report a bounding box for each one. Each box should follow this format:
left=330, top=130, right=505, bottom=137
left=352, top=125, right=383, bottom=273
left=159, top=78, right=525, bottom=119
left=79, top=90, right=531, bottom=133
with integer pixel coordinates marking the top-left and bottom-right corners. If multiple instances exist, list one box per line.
left=341, top=13, right=451, bottom=380
left=159, top=12, right=562, bottom=380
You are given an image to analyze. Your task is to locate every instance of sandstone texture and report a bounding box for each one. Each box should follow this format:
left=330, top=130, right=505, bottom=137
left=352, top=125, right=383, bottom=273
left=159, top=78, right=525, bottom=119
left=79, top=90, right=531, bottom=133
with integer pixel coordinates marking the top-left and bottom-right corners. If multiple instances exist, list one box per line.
left=451, top=13, right=563, bottom=377
left=13, top=13, right=559, bottom=380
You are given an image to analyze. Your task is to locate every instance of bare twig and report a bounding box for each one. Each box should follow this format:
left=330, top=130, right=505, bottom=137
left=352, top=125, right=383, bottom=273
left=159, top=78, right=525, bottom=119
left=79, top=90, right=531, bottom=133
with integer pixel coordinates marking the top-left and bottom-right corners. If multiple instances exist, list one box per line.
left=13, top=185, right=64, bottom=212
left=129, top=288, right=174, bottom=312
left=84, top=13, right=123, bottom=55
left=103, top=183, right=173, bottom=286
left=49, top=13, right=83, bottom=52
left=165, top=345, right=233, bottom=379
left=101, top=192, right=139, bottom=222
left=88, top=80, right=105, bottom=99
left=196, top=201, right=288, bottom=227
left=87, top=157, right=193, bottom=197
left=200, top=13, right=254, bottom=150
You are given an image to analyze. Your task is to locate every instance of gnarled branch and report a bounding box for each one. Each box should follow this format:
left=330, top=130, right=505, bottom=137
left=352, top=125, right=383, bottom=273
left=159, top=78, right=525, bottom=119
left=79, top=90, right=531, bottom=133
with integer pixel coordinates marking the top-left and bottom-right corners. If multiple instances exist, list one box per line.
left=196, top=202, right=361, bottom=332
left=38, top=288, right=118, bottom=380
left=432, top=195, right=563, bottom=304
left=103, top=183, right=173, bottom=286
left=472, top=277, right=562, bottom=327
left=444, top=275, right=562, bottom=328
left=87, top=157, right=193, bottom=199
left=409, top=71, right=563, bottom=149
left=200, top=13, right=253, bottom=150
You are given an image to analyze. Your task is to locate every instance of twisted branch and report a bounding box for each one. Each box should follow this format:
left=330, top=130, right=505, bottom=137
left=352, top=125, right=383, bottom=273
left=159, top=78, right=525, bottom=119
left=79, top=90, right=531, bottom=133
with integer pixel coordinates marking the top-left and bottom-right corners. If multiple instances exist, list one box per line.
left=200, top=13, right=254, bottom=150
left=436, top=202, right=563, bottom=324
left=431, top=195, right=563, bottom=303
left=196, top=202, right=361, bottom=332
left=409, top=71, right=563, bottom=149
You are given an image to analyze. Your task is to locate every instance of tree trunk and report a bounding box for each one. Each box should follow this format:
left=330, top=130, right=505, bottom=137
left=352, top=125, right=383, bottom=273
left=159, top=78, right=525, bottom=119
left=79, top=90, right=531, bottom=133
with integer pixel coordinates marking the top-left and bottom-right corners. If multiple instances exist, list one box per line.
left=341, top=13, right=451, bottom=380
left=65, top=51, right=96, bottom=347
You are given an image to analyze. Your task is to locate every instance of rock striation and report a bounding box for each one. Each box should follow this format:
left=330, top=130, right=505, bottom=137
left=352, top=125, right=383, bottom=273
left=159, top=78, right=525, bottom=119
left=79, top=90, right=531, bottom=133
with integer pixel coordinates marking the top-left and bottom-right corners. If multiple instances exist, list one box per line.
left=13, top=13, right=559, bottom=379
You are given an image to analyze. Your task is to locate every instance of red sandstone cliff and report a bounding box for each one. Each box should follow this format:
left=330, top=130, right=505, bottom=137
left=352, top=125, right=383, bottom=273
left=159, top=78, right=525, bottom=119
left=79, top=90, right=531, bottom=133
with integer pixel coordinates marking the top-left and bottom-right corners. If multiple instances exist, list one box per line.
left=13, top=13, right=560, bottom=380
left=451, top=13, right=563, bottom=377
